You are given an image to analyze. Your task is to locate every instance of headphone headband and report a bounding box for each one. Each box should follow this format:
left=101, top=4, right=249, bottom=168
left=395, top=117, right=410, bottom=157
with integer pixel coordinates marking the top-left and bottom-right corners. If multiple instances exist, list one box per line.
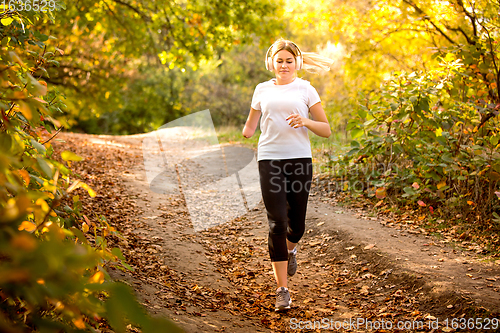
left=265, top=41, right=303, bottom=71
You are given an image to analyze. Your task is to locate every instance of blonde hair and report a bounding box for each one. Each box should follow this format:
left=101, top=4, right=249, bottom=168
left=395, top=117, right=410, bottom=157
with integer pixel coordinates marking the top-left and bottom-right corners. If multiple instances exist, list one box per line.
left=269, top=38, right=334, bottom=74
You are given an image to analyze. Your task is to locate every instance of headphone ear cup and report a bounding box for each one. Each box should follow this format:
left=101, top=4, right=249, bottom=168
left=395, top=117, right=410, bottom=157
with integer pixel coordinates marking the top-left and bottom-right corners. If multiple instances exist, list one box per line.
left=266, top=57, right=274, bottom=71
left=296, top=56, right=303, bottom=70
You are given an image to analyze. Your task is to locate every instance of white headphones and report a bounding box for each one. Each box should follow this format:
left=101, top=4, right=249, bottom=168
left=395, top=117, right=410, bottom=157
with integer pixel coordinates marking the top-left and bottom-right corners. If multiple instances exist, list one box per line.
left=265, top=41, right=303, bottom=71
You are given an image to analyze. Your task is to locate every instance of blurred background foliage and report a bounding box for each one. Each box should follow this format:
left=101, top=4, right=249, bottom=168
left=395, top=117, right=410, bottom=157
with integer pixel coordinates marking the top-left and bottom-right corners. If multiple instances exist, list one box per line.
left=1, top=0, right=499, bottom=331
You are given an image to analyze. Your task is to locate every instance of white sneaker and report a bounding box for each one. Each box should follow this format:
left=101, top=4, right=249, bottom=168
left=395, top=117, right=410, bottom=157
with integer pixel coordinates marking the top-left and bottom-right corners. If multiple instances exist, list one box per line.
left=275, top=287, right=292, bottom=312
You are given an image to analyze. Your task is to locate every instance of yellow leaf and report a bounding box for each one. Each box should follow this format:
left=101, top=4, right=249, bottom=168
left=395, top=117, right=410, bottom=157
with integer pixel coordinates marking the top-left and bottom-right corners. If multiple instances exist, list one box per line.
left=33, top=97, right=47, bottom=104
left=18, top=101, right=32, bottom=120
left=437, top=180, right=446, bottom=189
left=467, top=201, right=474, bottom=205
left=73, top=317, right=86, bottom=329
left=490, top=171, right=500, bottom=181
left=37, top=80, right=47, bottom=96
left=1, top=18, right=13, bottom=26
left=82, top=222, right=89, bottom=233
left=35, top=198, right=50, bottom=213
left=435, top=127, right=443, bottom=137
left=15, top=169, right=30, bottom=186
left=18, top=221, right=36, bottom=232
left=10, top=233, right=37, bottom=251
left=80, top=183, right=96, bottom=197
left=11, top=90, right=26, bottom=99
left=89, top=271, right=105, bottom=284
left=67, top=180, right=96, bottom=197
left=375, top=187, right=386, bottom=199
left=61, top=151, right=83, bottom=162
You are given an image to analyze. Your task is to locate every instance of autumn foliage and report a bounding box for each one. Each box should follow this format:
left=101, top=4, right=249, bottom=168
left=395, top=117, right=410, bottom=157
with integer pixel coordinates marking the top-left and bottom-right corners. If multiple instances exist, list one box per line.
left=329, top=1, right=500, bottom=252
left=0, top=3, right=181, bottom=332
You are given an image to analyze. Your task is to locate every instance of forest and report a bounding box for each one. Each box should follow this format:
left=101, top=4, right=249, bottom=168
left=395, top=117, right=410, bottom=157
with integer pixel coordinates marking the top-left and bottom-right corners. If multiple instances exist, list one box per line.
left=0, top=0, right=499, bottom=331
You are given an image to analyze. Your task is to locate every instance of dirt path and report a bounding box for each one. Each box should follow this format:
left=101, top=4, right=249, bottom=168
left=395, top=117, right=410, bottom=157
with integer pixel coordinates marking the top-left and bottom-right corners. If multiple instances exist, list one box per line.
left=54, top=132, right=500, bottom=332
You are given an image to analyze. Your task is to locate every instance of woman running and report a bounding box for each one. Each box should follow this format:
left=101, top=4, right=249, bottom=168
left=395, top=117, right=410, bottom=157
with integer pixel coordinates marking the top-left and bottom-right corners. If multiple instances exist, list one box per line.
left=242, top=38, right=333, bottom=311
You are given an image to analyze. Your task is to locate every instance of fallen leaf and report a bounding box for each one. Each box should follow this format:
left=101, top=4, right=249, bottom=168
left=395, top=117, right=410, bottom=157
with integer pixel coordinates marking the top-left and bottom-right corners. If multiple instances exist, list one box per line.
left=375, top=187, right=386, bottom=199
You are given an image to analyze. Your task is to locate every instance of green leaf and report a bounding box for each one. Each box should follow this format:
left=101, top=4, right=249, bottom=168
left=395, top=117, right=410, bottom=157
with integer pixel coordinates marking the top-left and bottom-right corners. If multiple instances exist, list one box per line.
left=347, top=147, right=360, bottom=156
left=27, top=74, right=47, bottom=96
left=0, top=133, right=13, bottom=152
left=69, top=227, right=88, bottom=244
left=111, top=247, right=125, bottom=260
left=441, top=153, right=454, bottom=163
left=357, top=110, right=367, bottom=119
left=36, top=157, right=53, bottom=178
left=490, top=135, right=499, bottom=146
left=351, top=128, right=364, bottom=139
left=363, top=118, right=375, bottom=127
left=31, top=139, right=46, bottom=154
left=436, top=136, right=447, bottom=146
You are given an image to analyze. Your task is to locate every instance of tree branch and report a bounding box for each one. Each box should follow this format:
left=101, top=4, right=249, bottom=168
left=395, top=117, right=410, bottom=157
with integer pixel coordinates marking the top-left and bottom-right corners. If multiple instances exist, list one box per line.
left=109, top=0, right=150, bottom=22
left=101, top=0, right=136, bottom=42
left=401, top=0, right=457, bottom=45
left=455, top=0, right=478, bottom=38
left=476, top=20, right=500, bottom=102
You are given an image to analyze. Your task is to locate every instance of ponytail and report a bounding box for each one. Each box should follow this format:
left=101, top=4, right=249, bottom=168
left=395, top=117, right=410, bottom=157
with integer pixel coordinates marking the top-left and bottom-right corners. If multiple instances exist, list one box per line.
left=302, top=52, right=335, bottom=74
left=267, top=38, right=334, bottom=74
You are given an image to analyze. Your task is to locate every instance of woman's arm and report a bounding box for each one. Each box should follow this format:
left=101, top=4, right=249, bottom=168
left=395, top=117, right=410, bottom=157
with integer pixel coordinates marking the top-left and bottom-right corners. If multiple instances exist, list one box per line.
left=285, top=102, right=331, bottom=138
left=242, top=107, right=262, bottom=138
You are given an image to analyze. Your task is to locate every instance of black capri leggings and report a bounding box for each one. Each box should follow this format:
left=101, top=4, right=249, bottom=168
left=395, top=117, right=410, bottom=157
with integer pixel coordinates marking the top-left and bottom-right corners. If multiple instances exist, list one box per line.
left=258, top=158, right=313, bottom=262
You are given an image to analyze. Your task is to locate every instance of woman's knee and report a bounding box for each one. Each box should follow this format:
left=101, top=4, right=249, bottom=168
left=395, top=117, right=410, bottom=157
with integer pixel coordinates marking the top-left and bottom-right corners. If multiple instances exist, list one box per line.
left=287, top=225, right=305, bottom=243
left=268, top=218, right=287, bottom=236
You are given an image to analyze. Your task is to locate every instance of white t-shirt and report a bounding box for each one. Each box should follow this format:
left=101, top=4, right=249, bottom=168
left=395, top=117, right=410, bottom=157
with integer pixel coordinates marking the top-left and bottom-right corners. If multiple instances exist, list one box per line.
left=251, top=77, right=321, bottom=161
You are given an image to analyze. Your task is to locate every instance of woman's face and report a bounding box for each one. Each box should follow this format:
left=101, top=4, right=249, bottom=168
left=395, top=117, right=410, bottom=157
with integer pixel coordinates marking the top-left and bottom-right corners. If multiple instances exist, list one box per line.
left=273, top=50, right=296, bottom=83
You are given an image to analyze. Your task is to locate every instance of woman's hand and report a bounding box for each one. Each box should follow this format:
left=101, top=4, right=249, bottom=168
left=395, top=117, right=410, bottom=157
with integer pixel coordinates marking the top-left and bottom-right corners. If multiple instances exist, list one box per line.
left=286, top=104, right=331, bottom=138
left=286, top=113, right=307, bottom=129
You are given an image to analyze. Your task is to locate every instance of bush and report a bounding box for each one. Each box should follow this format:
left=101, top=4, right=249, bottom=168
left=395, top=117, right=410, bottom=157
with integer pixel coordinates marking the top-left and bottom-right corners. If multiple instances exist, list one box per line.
left=0, top=4, right=179, bottom=332
left=333, top=53, right=499, bottom=241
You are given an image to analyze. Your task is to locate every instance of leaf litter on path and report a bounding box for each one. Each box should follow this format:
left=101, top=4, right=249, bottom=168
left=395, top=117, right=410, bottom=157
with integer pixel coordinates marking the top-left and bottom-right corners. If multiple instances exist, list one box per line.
left=52, top=133, right=500, bottom=332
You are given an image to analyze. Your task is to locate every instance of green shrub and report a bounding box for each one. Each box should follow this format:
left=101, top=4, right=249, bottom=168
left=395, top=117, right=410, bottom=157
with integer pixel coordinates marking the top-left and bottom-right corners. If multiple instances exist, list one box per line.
left=0, top=4, right=179, bottom=332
